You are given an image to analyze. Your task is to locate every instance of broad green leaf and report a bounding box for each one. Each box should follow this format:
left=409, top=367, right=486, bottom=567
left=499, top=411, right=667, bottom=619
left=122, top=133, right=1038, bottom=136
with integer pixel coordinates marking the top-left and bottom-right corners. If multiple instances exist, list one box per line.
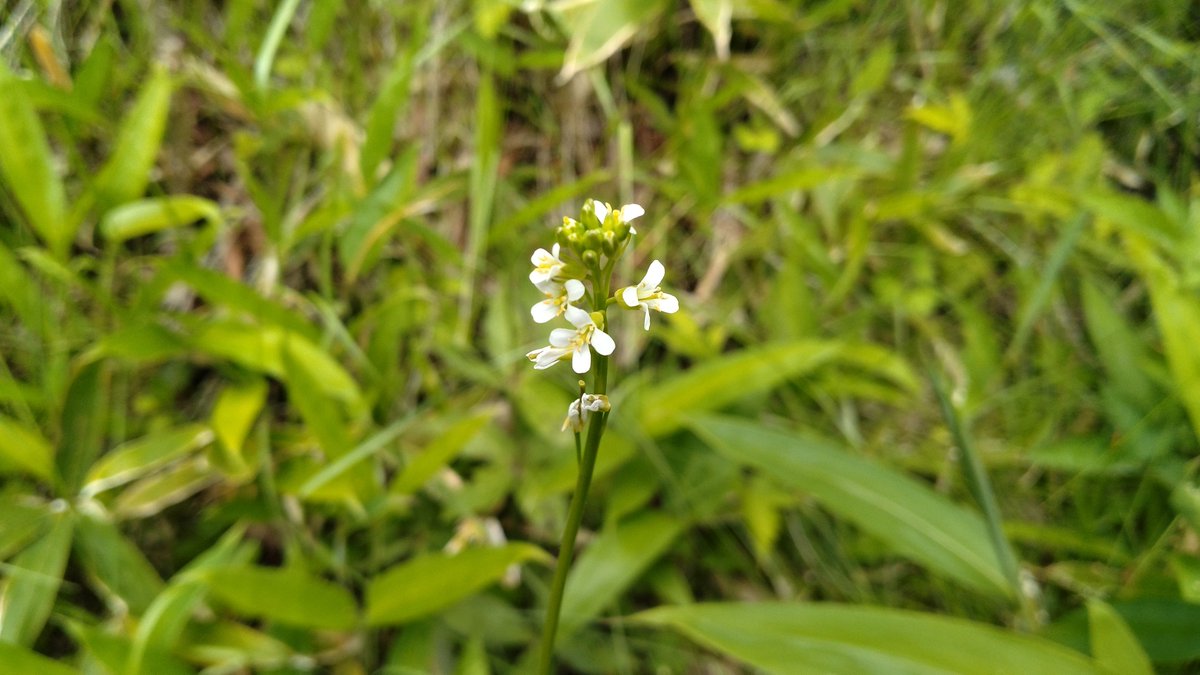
left=1045, top=598, right=1200, bottom=665
left=0, top=511, right=74, bottom=646
left=82, top=322, right=189, bottom=365
left=211, top=377, right=267, bottom=471
left=73, top=514, right=165, bottom=615
left=554, top=0, right=668, bottom=82
left=690, top=416, right=1013, bottom=597
left=0, top=498, right=47, bottom=561
left=130, top=525, right=253, bottom=673
left=178, top=621, right=293, bottom=671
left=297, top=413, right=417, bottom=498
left=361, top=44, right=418, bottom=181
left=689, top=0, right=732, bottom=60
left=113, top=458, right=219, bottom=520
left=70, top=622, right=193, bottom=675
left=56, top=361, right=108, bottom=495
left=339, top=149, right=420, bottom=282
left=1087, top=599, right=1153, bottom=675
left=366, top=544, right=550, bottom=626
left=1080, top=276, right=1156, bottom=409
left=725, top=165, right=859, bottom=204
left=1083, top=190, right=1181, bottom=251
left=1125, top=237, right=1200, bottom=442
left=205, top=566, right=358, bottom=630
left=638, top=341, right=842, bottom=437
left=83, top=424, right=213, bottom=496
left=167, top=264, right=315, bottom=339
left=94, top=66, right=172, bottom=209
left=633, top=603, right=1101, bottom=675
left=0, top=642, right=77, bottom=675
left=0, top=67, right=69, bottom=257
left=559, top=512, right=686, bottom=638
left=100, top=195, right=222, bottom=243
left=0, top=415, right=54, bottom=482
left=188, top=321, right=364, bottom=410
left=393, top=411, right=491, bottom=494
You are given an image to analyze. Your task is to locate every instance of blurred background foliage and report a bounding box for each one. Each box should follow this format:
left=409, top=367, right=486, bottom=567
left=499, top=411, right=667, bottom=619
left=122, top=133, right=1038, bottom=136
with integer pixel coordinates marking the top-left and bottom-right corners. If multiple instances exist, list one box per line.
left=0, top=0, right=1199, bottom=672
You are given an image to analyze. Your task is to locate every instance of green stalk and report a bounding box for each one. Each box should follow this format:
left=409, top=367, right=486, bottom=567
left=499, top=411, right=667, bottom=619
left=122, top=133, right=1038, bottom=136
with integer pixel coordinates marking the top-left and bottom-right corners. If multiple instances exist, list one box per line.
left=536, top=392, right=607, bottom=673
left=537, top=263, right=612, bottom=673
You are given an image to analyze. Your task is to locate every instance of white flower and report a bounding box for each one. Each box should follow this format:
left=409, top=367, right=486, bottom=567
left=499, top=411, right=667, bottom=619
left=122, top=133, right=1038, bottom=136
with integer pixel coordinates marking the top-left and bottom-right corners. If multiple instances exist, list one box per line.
left=617, top=260, right=679, bottom=329
left=562, top=394, right=611, bottom=432
left=531, top=278, right=585, bottom=323
left=526, top=306, right=616, bottom=373
left=593, top=201, right=645, bottom=235
left=530, top=243, right=566, bottom=284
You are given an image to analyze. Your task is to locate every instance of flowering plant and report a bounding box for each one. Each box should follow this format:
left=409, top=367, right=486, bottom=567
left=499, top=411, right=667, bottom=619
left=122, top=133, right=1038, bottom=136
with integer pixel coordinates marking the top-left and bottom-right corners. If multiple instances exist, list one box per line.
left=528, top=199, right=678, bottom=672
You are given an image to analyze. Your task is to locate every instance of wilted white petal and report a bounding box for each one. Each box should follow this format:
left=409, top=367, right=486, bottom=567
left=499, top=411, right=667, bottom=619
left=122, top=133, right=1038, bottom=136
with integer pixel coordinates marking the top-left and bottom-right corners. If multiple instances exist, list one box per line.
left=643, top=306, right=651, bottom=330
left=591, top=328, right=615, bottom=355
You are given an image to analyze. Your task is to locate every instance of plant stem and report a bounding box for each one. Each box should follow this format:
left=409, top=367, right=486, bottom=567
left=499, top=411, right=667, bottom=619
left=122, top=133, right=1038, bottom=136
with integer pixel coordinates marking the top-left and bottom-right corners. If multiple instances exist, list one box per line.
left=537, top=385, right=607, bottom=673
left=538, top=267, right=612, bottom=673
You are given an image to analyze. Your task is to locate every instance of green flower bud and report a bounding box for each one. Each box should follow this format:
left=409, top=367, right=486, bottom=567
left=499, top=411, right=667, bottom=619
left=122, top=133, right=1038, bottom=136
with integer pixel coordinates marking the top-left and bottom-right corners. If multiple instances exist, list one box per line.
left=584, top=229, right=603, bottom=251
left=581, top=250, right=598, bottom=266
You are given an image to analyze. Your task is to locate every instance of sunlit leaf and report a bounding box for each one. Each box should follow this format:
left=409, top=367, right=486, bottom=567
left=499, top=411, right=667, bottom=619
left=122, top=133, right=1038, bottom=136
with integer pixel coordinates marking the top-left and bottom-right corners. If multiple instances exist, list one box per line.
left=633, top=602, right=1101, bottom=674
left=559, top=512, right=686, bottom=638
left=0, top=66, right=69, bottom=256
left=0, top=415, right=55, bottom=483
left=0, top=511, right=74, bottom=646
left=94, top=65, right=173, bottom=209
left=205, top=565, right=358, bottom=630
left=1087, top=599, right=1153, bottom=675
left=367, top=544, right=550, bottom=626
left=83, top=424, right=213, bottom=496
left=100, top=195, right=222, bottom=243
left=0, top=642, right=77, bottom=675
left=690, top=416, right=1013, bottom=598
left=74, top=513, right=165, bottom=614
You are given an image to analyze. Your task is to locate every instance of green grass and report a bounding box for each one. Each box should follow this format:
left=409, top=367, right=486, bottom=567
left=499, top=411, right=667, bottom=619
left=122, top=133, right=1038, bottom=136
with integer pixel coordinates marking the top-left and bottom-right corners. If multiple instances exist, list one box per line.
left=0, top=0, right=1198, bottom=672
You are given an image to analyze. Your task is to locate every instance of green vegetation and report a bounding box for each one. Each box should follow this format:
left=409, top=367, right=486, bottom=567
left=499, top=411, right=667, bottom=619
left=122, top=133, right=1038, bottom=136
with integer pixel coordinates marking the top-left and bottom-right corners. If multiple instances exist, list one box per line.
left=0, top=0, right=1198, bottom=672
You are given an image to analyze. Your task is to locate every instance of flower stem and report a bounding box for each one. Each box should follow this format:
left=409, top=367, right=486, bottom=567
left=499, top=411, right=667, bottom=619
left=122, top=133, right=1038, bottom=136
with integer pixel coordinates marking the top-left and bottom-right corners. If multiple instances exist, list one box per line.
left=538, top=272, right=611, bottom=673
left=537, top=372, right=607, bottom=673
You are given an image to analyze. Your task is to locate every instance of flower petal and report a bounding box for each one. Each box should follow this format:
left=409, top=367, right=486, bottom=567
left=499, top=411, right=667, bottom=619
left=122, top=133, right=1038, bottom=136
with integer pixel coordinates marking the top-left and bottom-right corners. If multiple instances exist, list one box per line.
left=551, top=243, right=561, bottom=258
left=654, top=293, right=679, bottom=314
left=620, top=203, right=644, bottom=221
left=641, top=259, right=665, bottom=289
left=643, top=305, right=651, bottom=330
left=549, top=328, right=576, bottom=347
left=531, top=301, right=560, bottom=323
left=572, top=345, right=591, bottom=373
left=531, top=248, right=551, bottom=266
left=535, top=278, right=561, bottom=295
left=591, top=328, right=616, bottom=355
left=592, top=201, right=609, bottom=223
left=621, top=285, right=640, bottom=308
left=563, top=305, right=592, bottom=328
left=564, top=279, right=585, bottom=301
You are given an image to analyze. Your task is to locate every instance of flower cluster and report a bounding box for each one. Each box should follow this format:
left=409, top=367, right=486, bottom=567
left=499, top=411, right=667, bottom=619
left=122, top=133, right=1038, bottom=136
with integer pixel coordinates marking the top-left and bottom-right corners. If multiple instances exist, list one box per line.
left=524, top=199, right=679, bottom=432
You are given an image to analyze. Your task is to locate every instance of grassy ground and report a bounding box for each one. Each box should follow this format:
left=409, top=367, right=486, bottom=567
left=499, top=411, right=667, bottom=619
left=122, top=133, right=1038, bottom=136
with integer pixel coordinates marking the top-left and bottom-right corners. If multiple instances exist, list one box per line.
left=1, top=0, right=1199, bottom=672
